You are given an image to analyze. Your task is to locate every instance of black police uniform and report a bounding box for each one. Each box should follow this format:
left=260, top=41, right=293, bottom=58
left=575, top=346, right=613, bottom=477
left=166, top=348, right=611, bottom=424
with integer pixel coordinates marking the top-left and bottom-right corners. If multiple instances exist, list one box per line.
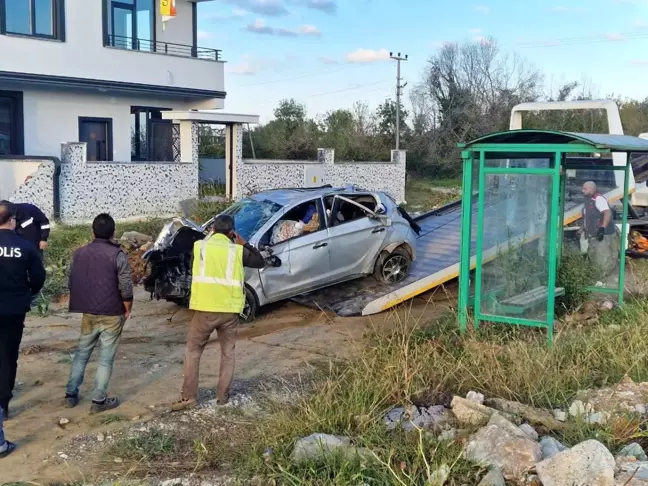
left=0, top=228, right=46, bottom=416
left=13, top=203, right=50, bottom=255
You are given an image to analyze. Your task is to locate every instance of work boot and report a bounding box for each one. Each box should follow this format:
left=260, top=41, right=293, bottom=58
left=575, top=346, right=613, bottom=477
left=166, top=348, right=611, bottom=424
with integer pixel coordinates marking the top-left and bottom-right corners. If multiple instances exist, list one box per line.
left=64, top=394, right=79, bottom=409
left=0, top=441, right=16, bottom=459
left=170, top=398, right=197, bottom=412
left=89, top=397, right=120, bottom=414
left=216, top=393, right=229, bottom=406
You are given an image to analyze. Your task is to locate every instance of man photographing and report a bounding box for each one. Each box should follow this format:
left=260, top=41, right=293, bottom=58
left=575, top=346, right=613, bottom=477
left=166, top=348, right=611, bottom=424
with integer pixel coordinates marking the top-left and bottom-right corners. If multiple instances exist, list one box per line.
left=580, top=181, right=619, bottom=277
left=172, top=215, right=265, bottom=411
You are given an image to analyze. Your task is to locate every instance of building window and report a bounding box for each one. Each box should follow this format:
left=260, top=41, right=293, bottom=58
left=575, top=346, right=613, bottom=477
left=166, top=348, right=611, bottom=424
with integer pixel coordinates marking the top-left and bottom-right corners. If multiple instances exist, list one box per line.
left=0, top=91, right=24, bottom=156
left=104, top=0, right=154, bottom=51
left=79, top=117, right=113, bottom=162
left=131, top=107, right=175, bottom=161
left=0, top=0, right=65, bottom=40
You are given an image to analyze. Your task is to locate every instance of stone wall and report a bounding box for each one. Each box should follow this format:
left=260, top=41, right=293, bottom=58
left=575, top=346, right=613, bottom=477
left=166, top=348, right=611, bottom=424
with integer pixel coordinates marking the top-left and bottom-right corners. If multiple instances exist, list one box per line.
left=9, top=159, right=57, bottom=218
left=59, top=122, right=199, bottom=224
left=236, top=148, right=407, bottom=203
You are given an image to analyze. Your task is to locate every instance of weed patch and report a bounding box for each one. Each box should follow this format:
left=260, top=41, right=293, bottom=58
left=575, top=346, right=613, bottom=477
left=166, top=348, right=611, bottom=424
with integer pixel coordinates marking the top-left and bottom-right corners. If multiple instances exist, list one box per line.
left=241, top=298, right=648, bottom=483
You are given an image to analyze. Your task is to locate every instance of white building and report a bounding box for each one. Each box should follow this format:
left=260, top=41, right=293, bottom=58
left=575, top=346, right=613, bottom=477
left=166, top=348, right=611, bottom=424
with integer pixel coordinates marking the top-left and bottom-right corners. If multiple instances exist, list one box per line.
left=0, top=0, right=224, bottom=162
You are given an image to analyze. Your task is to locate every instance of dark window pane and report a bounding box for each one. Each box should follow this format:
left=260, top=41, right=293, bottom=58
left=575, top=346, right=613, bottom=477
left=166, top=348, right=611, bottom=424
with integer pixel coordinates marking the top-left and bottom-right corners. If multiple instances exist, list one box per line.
left=34, top=0, right=53, bottom=35
left=80, top=120, right=110, bottom=162
left=0, top=100, right=12, bottom=155
left=150, top=122, right=174, bottom=161
left=131, top=113, right=137, bottom=158
left=6, top=0, right=31, bottom=35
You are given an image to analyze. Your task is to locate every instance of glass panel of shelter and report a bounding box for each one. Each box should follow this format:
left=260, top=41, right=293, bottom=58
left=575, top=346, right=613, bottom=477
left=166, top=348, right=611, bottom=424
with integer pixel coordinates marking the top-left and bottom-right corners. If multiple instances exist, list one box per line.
left=476, top=154, right=556, bottom=323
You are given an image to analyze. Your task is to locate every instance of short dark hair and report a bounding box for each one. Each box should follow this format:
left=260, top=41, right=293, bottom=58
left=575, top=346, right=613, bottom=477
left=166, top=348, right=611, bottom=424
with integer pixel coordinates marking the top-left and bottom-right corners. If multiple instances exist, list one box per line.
left=212, top=215, right=234, bottom=235
left=92, top=213, right=116, bottom=240
left=0, top=201, right=14, bottom=226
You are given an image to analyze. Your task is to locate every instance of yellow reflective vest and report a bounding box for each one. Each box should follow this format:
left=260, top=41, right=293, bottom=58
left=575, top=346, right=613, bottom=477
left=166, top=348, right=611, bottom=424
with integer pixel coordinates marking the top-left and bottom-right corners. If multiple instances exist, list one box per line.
left=189, top=233, right=245, bottom=314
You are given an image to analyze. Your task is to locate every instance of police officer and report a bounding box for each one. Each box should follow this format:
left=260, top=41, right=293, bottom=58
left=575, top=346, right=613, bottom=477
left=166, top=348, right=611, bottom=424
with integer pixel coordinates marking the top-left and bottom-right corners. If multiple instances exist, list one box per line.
left=0, top=200, right=51, bottom=256
left=0, top=201, right=46, bottom=429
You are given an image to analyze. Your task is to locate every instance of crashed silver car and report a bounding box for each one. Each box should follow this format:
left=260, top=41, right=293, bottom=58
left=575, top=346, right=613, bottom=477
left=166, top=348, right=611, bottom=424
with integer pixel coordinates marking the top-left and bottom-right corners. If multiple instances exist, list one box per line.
left=143, top=185, right=420, bottom=321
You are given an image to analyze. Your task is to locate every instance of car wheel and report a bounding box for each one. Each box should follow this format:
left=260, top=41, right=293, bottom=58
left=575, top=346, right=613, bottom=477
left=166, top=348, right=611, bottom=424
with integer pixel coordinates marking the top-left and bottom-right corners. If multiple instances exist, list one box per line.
left=240, top=286, right=258, bottom=324
left=375, top=248, right=411, bottom=284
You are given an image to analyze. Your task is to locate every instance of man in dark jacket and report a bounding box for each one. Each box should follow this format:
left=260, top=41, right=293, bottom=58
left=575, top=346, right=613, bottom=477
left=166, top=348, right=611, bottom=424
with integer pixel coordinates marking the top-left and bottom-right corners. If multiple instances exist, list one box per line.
left=0, top=201, right=46, bottom=429
left=64, top=213, right=133, bottom=414
left=0, top=201, right=51, bottom=256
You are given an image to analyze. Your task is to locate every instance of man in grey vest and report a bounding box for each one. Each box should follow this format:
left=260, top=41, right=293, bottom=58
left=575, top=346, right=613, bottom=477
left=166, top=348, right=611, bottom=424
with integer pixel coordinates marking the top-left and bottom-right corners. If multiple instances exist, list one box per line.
left=580, top=181, right=620, bottom=278
left=64, top=214, right=133, bottom=414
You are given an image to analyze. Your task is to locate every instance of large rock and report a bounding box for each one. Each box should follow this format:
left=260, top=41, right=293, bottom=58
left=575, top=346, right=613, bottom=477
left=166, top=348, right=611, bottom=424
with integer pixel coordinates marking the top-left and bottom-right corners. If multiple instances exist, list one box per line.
left=618, top=443, right=648, bottom=462
left=536, top=439, right=615, bottom=486
left=478, top=467, right=506, bottom=486
left=464, top=415, right=541, bottom=481
left=451, top=396, right=518, bottom=426
left=485, top=397, right=566, bottom=431
left=539, top=436, right=568, bottom=460
left=120, top=231, right=153, bottom=249
left=615, top=459, right=648, bottom=485
left=290, top=434, right=367, bottom=463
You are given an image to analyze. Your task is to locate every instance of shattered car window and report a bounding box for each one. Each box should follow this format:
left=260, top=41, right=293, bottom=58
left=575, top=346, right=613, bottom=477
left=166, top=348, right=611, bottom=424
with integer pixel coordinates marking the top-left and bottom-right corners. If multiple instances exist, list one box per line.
left=223, top=198, right=283, bottom=241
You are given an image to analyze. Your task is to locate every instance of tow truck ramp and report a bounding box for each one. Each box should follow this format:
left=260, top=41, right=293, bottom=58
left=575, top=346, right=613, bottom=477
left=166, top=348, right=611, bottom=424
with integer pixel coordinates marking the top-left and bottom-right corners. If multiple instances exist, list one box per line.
left=292, top=178, right=627, bottom=317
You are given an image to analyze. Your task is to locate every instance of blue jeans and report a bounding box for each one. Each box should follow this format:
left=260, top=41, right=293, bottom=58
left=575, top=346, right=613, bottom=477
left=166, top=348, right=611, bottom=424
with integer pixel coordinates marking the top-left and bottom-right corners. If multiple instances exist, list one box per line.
left=66, top=314, right=125, bottom=403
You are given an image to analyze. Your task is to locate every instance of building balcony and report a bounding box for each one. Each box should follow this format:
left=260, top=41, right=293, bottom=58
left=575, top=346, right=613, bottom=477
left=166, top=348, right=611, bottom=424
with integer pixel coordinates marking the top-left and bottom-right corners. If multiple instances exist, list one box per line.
left=107, top=35, right=222, bottom=62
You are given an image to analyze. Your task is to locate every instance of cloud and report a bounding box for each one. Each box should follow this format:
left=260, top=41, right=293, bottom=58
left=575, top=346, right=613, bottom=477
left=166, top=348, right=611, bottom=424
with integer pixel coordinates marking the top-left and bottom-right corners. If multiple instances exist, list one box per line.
left=246, top=18, right=321, bottom=36
left=635, top=18, right=648, bottom=28
left=318, top=56, right=339, bottom=64
left=345, top=48, right=390, bottom=63
left=296, top=0, right=337, bottom=14
left=630, top=59, right=648, bottom=65
left=227, top=56, right=260, bottom=75
left=222, top=0, right=289, bottom=17
left=605, top=32, right=625, bottom=40
left=197, top=31, right=213, bottom=40
left=468, top=27, right=482, bottom=34
left=203, top=7, right=249, bottom=21
left=473, top=4, right=490, bottom=14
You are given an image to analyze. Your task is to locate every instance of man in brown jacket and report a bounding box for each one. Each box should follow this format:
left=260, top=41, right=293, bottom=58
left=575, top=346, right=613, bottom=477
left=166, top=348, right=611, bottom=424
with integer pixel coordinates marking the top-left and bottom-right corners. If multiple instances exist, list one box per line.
left=64, top=214, right=133, bottom=414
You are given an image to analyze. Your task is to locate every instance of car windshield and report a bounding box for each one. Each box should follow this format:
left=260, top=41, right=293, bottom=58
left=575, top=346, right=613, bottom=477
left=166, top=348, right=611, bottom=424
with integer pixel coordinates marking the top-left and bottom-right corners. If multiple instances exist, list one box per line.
left=222, top=198, right=283, bottom=241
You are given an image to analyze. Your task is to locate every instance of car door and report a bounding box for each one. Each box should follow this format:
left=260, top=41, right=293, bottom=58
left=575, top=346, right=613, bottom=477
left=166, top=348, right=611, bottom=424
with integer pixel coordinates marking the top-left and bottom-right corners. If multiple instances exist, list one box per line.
left=327, top=194, right=390, bottom=280
left=258, top=198, right=332, bottom=301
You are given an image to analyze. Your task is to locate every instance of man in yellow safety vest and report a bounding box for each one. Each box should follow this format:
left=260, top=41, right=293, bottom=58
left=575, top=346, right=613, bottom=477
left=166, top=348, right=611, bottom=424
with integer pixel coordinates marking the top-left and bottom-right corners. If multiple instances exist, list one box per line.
left=172, top=215, right=265, bottom=410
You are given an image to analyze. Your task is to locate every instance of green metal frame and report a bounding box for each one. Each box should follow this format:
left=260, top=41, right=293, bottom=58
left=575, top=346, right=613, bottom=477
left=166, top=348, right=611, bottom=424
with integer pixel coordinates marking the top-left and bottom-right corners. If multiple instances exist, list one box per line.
left=457, top=132, right=637, bottom=345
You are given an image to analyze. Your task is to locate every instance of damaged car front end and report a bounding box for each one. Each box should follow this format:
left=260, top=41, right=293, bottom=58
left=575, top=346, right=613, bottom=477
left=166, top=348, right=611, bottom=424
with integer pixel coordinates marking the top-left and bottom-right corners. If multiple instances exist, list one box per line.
left=143, top=186, right=419, bottom=322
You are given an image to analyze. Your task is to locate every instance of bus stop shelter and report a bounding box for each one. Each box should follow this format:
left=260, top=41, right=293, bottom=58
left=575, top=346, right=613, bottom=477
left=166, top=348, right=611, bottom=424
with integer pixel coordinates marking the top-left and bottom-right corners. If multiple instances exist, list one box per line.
left=457, top=129, right=648, bottom=344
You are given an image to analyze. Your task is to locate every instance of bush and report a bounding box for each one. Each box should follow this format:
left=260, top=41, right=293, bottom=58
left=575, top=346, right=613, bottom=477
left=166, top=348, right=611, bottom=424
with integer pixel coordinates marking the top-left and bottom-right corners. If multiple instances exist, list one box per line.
left=556, top=250, right=600, bottom=314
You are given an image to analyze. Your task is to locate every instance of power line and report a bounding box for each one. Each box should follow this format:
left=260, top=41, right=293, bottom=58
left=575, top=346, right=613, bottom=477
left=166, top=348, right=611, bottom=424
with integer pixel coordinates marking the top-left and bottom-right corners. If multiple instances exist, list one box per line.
left=307, top=80, right=391, bottom=98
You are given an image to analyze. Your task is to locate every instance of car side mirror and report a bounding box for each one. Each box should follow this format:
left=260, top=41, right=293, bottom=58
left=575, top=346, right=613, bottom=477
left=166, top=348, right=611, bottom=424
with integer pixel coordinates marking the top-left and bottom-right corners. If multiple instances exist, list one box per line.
left=375, top=203, right=387, bottom=215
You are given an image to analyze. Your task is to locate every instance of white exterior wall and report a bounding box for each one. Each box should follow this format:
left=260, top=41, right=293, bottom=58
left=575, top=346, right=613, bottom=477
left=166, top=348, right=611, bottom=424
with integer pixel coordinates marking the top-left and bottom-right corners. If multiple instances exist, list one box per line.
left=0, top=0, right=224, bottom=93
left=0, top=160, right=43, bottom=200
left=157, top=0, right=194, bottom=46
left=21, top=88, right=222, bottom=160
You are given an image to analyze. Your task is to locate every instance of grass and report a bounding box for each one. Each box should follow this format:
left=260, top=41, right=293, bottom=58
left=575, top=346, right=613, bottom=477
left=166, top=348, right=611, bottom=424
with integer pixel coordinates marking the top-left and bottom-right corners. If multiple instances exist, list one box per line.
left=108, top=430, right=176, bottom=461
left=404, top=177, right=461, bottom=213
left=232, top=296, right=648, bottom=484
left=99, top=414, right=128, bottom=425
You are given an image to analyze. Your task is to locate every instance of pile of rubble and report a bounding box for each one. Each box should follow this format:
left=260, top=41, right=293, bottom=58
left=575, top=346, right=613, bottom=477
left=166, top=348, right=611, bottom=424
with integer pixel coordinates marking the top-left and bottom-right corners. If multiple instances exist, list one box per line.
left=288, top=376, right=648, bottom=485
left=119, top=231, right=154, bottom=283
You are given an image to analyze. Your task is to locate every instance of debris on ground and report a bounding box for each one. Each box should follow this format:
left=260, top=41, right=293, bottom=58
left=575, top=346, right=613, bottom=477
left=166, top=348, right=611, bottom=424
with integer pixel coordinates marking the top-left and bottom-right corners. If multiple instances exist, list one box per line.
left=536, top=440, right=615, bottom=486
left=573, top=375, right=648, bottom=417
left=617, top=443, right=648, bottom=462
left=384, top=404, right=451, bottom=431
left=290, top=433, right=370, bottom=463
left=464, top=413, right=541, bottom=481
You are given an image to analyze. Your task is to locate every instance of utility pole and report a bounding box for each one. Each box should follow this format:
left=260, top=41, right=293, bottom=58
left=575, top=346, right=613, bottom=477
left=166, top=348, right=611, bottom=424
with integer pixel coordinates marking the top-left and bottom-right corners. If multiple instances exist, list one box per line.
left=390, top=52, right=408, bottom=150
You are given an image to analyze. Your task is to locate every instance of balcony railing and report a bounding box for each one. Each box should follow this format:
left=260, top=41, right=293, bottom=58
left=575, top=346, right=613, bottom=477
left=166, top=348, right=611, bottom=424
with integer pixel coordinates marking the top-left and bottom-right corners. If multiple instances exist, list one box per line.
left=106, top=35, right=222, bottom=62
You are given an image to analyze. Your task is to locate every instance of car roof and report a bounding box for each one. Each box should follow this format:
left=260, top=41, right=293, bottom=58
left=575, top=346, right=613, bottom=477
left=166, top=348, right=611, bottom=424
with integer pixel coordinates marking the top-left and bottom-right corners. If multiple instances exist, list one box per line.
left=249, top=185, right=373, bottom=206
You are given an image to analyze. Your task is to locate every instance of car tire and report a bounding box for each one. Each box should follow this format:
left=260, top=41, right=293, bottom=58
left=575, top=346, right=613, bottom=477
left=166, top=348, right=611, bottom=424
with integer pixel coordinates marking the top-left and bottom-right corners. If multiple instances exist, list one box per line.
left=374, top=247, right=411, bottom=284
left=240, top=286, right=258, bottom=324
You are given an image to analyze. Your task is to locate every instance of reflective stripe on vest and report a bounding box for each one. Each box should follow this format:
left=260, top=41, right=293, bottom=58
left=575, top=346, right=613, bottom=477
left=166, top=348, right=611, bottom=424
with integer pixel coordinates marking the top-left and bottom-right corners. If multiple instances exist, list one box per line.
left=189, top=233, right=245, bottom=314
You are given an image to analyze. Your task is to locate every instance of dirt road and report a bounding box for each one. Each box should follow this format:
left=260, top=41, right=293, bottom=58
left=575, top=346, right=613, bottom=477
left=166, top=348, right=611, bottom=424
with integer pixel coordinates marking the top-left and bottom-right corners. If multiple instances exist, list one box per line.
left=3, top=287, right=450, bottom=483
